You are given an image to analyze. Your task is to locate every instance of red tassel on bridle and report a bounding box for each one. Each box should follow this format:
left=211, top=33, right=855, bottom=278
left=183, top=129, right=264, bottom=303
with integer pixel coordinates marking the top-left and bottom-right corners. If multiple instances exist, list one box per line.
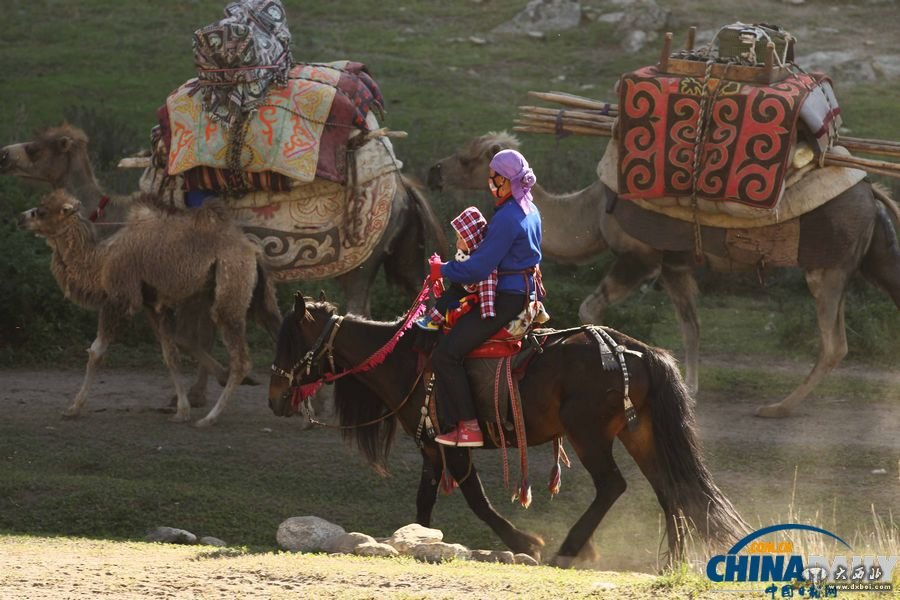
left=289, top=278, right=431, bottom=410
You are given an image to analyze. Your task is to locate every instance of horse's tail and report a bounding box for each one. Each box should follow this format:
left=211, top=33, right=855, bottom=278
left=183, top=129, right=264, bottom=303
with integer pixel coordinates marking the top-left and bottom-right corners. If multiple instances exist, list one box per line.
left=642, top=346, right=750, bottom=549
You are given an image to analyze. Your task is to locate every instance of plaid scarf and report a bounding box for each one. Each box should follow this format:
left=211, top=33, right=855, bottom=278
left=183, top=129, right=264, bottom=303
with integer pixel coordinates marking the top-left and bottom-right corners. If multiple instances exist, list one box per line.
left=451, top=207, right=498, bottom=319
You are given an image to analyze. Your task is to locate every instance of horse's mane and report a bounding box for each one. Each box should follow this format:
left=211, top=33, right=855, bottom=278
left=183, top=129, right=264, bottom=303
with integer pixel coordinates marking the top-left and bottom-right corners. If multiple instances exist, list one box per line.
left=305, top=301, right=406, bottom=476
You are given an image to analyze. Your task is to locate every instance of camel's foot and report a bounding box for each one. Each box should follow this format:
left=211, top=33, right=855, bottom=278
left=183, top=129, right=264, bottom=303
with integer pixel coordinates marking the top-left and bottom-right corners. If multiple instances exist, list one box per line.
left=755, top=403, right=794, bottom=418
left=169, top=412, right=191, bottom=424
left=61, top=406, right=81, bottom=420
left=192, top=417, right=215, bottom=428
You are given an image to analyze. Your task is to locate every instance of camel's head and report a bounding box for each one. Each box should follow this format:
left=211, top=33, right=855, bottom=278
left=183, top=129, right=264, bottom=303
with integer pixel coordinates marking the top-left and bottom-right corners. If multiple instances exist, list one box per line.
left=0, top=124, right=89, bottom=186
left=19, top=190, right=83, bottom=237
left=427, top=131, right=520, bottom=192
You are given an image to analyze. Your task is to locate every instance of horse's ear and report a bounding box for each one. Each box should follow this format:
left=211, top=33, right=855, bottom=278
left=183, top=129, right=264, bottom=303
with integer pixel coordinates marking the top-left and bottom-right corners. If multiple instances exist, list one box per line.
left=293, top=291, right=306, bottom=319
left=318, top=289, right=327, bottom=302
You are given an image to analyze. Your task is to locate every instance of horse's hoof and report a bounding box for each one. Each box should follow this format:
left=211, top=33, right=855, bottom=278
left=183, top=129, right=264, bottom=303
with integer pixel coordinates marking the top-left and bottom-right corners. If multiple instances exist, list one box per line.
left=169, top=413, right=191, bottom=424
left=192, top=418, right=214, bottom=428
left=550, top=555, right=575, bottom=569
left=61, top=409, right=80, bottom=420
left=755, top=403, right=792, bottom=418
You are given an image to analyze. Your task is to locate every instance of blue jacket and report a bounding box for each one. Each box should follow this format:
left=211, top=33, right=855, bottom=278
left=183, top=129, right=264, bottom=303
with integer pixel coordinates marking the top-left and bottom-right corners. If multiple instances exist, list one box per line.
left=441, top=198, right=542, bottom=296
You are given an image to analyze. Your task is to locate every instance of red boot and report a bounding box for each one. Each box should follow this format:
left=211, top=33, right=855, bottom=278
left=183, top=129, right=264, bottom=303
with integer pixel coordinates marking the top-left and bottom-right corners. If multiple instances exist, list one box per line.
left=435, top=419, right=483, bottom=447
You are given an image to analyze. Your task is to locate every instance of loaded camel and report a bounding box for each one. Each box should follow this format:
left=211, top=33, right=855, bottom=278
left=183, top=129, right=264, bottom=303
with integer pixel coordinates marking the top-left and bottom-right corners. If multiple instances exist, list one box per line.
left=428, top=132, right=900, bottom=417
left=1, top=124, right=447, bottom=408
left=19, top=189, right=282, bottom=427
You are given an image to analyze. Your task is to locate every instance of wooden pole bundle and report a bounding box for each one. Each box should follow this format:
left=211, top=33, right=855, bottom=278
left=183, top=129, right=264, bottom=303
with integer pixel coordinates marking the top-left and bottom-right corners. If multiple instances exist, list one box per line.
left=521, top=89, right=900, bottom=179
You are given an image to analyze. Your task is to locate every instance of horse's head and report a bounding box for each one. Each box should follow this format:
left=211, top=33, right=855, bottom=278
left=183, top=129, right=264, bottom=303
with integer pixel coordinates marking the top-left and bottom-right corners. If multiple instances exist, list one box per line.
left=268, top=291, right=342, bottom=417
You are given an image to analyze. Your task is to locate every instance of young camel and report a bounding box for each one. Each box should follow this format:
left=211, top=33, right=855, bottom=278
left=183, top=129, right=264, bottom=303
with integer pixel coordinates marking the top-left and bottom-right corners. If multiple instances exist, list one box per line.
left=19, top=189, right=282, bottom=427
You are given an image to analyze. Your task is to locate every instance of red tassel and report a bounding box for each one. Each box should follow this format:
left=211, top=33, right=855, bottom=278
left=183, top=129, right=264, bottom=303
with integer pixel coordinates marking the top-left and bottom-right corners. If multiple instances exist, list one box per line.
left=439, top=472, right=457, bottom=496
left=548, top=464, right=561, bottom=497
left=292, top=380, right=324, bottom=409
left=513, top=479, right=532, bottom=509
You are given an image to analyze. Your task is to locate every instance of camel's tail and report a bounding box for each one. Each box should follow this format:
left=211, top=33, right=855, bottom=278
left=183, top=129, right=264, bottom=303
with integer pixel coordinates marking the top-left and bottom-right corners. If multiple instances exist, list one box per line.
left=384, top=175, right=448, bottom=289
left=861, top=183, right=900, bottom=308
left=250, top=260, right=283, bottom=339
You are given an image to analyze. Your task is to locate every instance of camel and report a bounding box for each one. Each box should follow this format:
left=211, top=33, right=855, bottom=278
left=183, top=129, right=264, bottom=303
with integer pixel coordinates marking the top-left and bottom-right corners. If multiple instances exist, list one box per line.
left=1, top=124, right=447, bottom=408
left=0, top=123, right=446, bottom=314
left=19, top=189, right=282, bottom=427
left=428, top=132, right=900, bottom=417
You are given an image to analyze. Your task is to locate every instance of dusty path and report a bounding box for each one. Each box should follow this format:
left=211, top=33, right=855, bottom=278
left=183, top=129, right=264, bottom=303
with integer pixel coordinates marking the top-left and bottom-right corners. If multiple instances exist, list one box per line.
left=0, top=363, right=897, bottom=598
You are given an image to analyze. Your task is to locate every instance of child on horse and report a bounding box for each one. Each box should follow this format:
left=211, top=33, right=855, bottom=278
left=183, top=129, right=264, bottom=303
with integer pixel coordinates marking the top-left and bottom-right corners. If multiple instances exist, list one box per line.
left=427, top=149, right=544, bottom=447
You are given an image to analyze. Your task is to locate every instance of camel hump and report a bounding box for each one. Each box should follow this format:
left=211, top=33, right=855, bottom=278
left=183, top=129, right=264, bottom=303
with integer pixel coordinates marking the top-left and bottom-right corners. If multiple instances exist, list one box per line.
left=124, top=194, right=235, bottom=230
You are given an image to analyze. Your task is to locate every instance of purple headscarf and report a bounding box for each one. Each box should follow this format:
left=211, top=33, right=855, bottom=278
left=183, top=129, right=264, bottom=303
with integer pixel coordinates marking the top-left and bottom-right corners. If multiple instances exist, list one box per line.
left=489, top=149, right=536, bottom=214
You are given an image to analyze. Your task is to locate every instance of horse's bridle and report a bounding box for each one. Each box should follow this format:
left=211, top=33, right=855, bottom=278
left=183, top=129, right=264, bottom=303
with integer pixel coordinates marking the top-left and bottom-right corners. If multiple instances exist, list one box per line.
left=271, top=313, right=345, bottom=386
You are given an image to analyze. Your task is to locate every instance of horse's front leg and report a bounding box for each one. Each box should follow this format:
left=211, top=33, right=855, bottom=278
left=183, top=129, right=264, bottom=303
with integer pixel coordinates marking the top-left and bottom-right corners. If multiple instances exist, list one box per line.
left=444, top=448, right=544, bottom=560
left=415, top=447, right=443, bottom=526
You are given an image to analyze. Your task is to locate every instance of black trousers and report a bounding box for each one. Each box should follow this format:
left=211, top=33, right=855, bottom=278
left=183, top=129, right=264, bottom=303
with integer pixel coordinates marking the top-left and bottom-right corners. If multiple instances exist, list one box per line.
left=432, top=292, right=525, bottom=426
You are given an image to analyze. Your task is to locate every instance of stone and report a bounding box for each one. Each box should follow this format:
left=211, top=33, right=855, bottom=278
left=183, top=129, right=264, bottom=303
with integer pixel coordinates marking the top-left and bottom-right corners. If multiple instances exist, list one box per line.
left=411, top=542, right=472, bottom=564
left=199, top=536, right=227, bottom=547
left=470, top=549, right=516, bottom=564
left=145, top=527, right=197, bottom=545
left=276, top=516, right=345, bottom=553
left=514, top=553, right=540, bottom=566
left=493, top=0, right=582, bottom=34
left=384, top=523, right=443, bottom=554
left=354, top=542, right=400, bottom=558
left=322, top=532, right=377, bottom=554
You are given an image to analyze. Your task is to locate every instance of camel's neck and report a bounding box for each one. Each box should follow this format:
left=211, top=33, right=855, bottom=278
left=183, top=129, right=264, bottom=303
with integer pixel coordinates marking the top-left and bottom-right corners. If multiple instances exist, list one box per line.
left=530, top=181, right=609, bottom=262
left=61, top=152, right=106, bottom=210
left=47, top=220, right=107, bottom=309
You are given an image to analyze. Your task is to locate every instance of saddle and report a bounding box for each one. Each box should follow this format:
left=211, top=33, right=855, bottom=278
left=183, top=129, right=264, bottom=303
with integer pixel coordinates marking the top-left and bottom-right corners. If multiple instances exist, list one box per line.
left=414, top=323, right=642, bottom=508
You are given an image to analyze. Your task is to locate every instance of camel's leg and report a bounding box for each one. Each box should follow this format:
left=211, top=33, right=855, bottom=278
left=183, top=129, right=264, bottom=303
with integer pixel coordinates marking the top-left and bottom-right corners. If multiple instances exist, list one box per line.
left=442, top=448, right=545, bottom=560
left=66, top=305, right=127, bottom=419
left=551, top=415, right=626, bottom=568
left=757, top=268, right=850, bottom=418
left=659, top=256, right=701, bottom=394
left=415, top=447, right=444, bottom=527
left=194, top=319, right=251, bottom=428
left=578, top=253, right=662, bottom=324
left=148, top=309, right=192, bottom=423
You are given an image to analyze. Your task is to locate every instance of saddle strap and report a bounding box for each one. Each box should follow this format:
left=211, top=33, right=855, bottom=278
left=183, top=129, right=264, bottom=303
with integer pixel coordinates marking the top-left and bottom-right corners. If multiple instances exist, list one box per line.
left=588, top=326, right=643, bottom=432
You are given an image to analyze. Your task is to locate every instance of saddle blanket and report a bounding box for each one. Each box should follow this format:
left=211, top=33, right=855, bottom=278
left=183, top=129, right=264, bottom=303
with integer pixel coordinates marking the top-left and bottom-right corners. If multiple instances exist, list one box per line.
left=616, top=65, right=835, bottom=210
left=139, top=118, right=401, bottom=282
left=164, top=61, right=383, bottom=185
left=599, top=141, right=866, bottom=227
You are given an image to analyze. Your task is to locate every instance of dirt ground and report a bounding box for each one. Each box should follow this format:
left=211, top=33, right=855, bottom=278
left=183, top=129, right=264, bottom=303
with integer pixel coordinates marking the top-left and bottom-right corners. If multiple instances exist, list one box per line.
left=0, top=359, right=897, bottom=598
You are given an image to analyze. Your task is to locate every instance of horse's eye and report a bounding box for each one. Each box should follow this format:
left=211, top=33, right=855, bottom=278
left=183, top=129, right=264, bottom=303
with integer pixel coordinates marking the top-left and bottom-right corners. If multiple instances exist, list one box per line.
left=36, top=207, right=46, bottom=218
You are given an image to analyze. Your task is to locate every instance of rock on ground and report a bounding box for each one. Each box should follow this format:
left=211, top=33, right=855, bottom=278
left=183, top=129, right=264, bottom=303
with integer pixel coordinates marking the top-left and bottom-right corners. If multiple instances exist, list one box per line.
left=276, top=516, right=345, bottom=553
left=384, top=523, right=443, bottom=554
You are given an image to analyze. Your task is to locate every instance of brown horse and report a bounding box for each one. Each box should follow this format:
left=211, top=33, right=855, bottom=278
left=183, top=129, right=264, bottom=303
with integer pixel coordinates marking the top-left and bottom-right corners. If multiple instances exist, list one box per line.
left=267, top=293, right=748, bottom=566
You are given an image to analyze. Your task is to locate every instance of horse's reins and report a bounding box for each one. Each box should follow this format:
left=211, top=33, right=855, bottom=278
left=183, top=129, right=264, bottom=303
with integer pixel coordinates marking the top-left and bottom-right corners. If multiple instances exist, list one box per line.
left=272, top=280, right=431, bottom=427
